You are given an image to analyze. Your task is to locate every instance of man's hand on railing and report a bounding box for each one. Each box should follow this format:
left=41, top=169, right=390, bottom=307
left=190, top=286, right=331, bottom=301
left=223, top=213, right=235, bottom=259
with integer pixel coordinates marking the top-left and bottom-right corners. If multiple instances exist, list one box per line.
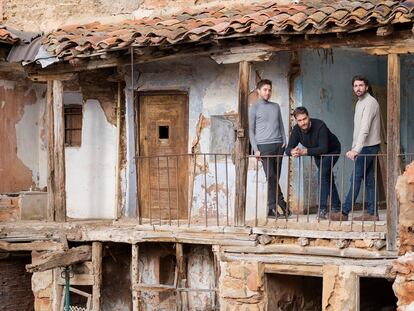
left=291, top=147, right=307, bottom=157
left=255, top=150, right=261, bottom=160
left=346, top=150, right=359, bottom=160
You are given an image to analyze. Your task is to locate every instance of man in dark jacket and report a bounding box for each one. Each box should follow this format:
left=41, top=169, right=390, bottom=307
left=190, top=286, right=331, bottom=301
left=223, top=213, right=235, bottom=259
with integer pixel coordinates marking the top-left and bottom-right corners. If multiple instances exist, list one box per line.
left=285, top=107, right=341, bottom=219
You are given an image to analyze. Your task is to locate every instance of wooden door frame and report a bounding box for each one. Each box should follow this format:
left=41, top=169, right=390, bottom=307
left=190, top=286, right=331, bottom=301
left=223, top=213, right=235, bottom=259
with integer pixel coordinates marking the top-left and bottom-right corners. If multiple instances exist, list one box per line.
left=134, top=90, right=189, bottom=221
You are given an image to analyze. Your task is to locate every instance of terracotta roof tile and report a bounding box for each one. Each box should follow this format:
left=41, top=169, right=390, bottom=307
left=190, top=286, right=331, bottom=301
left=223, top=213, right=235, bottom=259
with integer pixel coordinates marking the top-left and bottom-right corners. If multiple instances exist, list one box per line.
left=43, top=0, right=414, bottom=59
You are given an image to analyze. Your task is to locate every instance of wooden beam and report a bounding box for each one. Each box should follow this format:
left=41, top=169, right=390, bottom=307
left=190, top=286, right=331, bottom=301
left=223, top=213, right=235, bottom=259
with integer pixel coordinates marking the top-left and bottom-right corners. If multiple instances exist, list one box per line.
left=46, top=80, right=55, bottom=221
left=0, top=240, right=64, bottom=252
left=234, top=61, right=250, bottom=226
left=53, top=80, right=66, bottom=222
left=386, top=53, right=400, bottom=251
left=210, top=51, right=272, bottom=64
left=28, top=73, right=76, bottom=82
left=131, top=244, right=139, bottom=311
left=222, top=245, right=397, bottom=259
left=92, top=242, right=103, bottom=311
left=26, top=245, right=92, bottom=273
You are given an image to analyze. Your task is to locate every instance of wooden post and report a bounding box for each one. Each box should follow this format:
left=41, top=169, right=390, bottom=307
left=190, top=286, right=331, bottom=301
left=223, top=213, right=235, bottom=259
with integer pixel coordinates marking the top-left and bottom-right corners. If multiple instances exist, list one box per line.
left=47, top=80, right=55, bottom=221
left=92, top=242, right=103, bottom=311
left=386, top=53, right=400, bottom=251
left=131, top=244, right=140, bottom=311
left=234, top=61, right=250, bottom=226
left=115, top=82, right=122, bottom=220
left=53, top=80, right=66, bottom=222
left=175, top=243, right=188, bottom=310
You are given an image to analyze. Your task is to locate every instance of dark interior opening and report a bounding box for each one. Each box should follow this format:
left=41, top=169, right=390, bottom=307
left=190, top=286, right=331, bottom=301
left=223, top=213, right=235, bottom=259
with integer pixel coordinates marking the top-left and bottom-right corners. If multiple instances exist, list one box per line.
left=0, top=252, right=34, bottom=311
left=159, top=125, right=169, bottom=139
left=266, top=273, right=322, bottom=311
left=360, top=277, right=397, bottom=311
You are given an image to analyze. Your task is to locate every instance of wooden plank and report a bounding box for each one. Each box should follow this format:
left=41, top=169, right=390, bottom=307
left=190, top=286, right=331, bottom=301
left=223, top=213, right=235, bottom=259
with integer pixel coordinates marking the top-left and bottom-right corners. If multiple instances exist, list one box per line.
left=131, top=244, right=139, bottom=311
left=53, top=80, right=66, bottom=222
left=264, top=264, right=322, bottom=276
left=221, top=252, right=396, bottom=268
left=92, top=242, right=103, bottom=311
left=0, top=240, right=64, bottom=251
left=47, top=80, right=55, bottom=221
left=252, top=228, right=386, bottom=240
left=222, top=245, right=398, bottom=259
left=26, top=245, right=92, bottom=273
left=386, top=53, right=400, bottom=251
left=234, top=61, right=250, bottom=226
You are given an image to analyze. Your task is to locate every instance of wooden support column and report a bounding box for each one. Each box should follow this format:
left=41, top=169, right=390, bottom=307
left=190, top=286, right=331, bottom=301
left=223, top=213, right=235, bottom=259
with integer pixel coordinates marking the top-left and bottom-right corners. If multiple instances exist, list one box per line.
left=53, top=80, right=66, bottom=222
left=92, top=242, right=103, bottom=311
left=386, top=53, right=400, bottom=251
left=234, top=61, right=250, bottom=226
left=131, top=244, right=140, bottom=311
left=175, top=243, right=188, bottom=310
left=47, top=80, right=55, bottom=221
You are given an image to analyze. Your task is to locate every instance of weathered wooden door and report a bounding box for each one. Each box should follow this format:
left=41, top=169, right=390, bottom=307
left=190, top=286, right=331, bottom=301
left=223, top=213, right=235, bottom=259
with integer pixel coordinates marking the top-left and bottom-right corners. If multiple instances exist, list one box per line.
left=138, top=93, right=188, bottom=221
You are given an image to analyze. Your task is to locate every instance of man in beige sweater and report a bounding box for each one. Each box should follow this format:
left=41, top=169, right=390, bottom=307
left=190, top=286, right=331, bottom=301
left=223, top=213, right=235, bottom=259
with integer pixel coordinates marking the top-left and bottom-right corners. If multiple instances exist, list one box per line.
left=331, top=76, right=381, bottom=221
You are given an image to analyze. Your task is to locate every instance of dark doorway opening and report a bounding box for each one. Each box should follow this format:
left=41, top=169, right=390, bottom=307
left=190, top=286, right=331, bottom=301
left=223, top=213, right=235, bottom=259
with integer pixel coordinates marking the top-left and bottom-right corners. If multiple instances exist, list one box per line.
left=266, top=273, right=322, bottom=311
left=360, top=277, right=397, bottom=311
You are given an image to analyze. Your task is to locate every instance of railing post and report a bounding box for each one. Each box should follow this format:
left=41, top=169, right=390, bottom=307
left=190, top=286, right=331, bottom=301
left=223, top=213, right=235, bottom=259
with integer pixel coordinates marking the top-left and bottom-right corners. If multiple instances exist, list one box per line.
left=234, top=61, right=250, bottom=226
left=387, top=53, right=400, bottom=251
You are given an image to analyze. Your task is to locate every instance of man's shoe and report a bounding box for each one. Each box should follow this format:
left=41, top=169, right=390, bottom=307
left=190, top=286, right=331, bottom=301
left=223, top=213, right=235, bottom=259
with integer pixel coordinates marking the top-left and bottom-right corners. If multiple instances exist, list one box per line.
left=353, top=214, right=379, bottom=221
left=268, top=208, right=277, bottom=218
left=329, top=212, right=348, bottom=221
left=278, top=200, right=291, bottom=218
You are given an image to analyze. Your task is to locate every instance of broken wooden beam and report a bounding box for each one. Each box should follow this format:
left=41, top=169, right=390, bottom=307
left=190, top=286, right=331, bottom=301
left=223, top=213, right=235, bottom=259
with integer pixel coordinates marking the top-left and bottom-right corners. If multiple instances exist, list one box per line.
left=26, top=245, right=91, bottom=273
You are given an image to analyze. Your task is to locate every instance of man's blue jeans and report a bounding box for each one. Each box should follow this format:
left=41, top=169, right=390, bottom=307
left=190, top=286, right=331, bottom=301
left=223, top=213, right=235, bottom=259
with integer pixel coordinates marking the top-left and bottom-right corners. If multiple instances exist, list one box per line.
left=315, top=155, right=341, bottom=215
left=342, top=145, right=380, bottom=216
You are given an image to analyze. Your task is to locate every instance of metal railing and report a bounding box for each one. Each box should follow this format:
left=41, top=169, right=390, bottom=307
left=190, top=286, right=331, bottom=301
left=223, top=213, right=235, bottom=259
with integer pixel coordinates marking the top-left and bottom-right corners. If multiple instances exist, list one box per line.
left=136, top=152, right=410, bottom=232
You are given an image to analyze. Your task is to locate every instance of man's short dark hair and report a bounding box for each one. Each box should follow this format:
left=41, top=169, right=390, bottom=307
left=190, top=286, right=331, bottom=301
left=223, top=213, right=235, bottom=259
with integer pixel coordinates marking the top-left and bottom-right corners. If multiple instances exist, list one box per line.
left=293, top=107, right=309, bottom=118
left=352, top=75, right=369, bottom=87
left=256, top=79, right=272, bottom=90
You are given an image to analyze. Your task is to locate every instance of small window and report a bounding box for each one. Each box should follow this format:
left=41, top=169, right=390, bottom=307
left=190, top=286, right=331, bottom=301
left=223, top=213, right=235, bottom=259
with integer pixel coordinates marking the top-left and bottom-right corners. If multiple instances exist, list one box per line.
left=64, top=105, right=82, bottom=147
left=159, top=125, right=169, bottom=139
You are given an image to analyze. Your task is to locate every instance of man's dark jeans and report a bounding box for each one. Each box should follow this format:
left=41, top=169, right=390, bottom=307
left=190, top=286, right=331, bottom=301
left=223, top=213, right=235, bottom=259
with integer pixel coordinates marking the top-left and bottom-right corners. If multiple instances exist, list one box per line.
left=257, top=143, right=286, bottom=214
left=315, top=154, right=341, bottom=215
left=342, top=144, right=380, bottom=216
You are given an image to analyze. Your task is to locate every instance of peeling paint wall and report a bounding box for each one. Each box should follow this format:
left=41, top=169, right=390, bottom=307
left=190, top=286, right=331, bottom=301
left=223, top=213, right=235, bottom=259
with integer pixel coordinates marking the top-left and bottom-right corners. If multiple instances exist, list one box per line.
left=0, top=79, right=46, bottom=194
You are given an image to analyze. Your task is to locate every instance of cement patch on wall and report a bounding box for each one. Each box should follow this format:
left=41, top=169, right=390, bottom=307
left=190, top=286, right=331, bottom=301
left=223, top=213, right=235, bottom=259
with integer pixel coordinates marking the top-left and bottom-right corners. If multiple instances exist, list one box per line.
left=66, top=99, right=117, bottom=219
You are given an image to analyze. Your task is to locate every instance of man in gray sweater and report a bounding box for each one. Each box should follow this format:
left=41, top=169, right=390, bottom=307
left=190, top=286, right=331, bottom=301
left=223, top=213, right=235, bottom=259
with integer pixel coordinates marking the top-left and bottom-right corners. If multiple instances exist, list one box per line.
left=249, top=79, right=290, bottom=218
left=331, top=76, right=381, bottom=221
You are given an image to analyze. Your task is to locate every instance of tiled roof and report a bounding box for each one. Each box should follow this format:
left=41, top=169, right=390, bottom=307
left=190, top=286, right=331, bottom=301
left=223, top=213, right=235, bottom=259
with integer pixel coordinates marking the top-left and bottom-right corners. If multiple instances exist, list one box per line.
left=44, top=0, right=414, bottom=59
left=0, top=26, right=21, bottom=45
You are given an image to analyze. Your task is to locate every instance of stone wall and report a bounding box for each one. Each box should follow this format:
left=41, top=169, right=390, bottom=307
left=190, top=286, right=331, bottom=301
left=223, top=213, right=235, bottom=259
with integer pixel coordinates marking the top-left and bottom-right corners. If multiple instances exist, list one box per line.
left=219, top=261, right=266, bottom=310
left=393, top=162, right=414, bottom=310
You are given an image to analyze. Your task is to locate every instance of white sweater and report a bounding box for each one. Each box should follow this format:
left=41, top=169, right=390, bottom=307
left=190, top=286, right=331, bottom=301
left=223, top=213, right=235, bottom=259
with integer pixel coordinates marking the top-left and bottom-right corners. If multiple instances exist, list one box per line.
left=352, top=93, right=381, bottom=153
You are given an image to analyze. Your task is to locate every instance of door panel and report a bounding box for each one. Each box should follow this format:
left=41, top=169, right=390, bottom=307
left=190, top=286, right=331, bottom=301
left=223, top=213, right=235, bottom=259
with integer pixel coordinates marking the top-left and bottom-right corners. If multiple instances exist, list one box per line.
left=138, top=94, right=188, bottom=220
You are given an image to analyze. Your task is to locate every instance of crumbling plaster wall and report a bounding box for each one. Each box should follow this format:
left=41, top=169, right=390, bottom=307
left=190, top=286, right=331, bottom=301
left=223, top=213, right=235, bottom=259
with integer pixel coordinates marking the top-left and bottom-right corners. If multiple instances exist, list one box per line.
left=0, top=78, right=47, bottom=194
left=64, top=73, right=117, bottom=219
left=124, top=53, right=291, bottom=220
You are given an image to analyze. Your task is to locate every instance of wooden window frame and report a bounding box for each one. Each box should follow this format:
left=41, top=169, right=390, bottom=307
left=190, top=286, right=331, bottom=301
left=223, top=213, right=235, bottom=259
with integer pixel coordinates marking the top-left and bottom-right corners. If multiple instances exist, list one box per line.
left=64, top=104, right=83, bottom=147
